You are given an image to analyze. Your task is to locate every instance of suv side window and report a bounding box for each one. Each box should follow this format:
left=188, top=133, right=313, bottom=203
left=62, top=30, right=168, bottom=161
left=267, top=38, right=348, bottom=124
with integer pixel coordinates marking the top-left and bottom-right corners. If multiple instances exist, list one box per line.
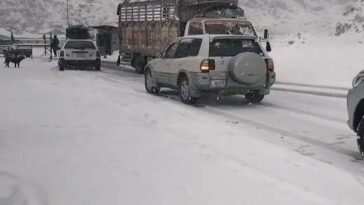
left=164, top=42, right=178, bottom=58
left=175, top=39, right=202, bottom=58
left=188, top=22, right=203, bottom=35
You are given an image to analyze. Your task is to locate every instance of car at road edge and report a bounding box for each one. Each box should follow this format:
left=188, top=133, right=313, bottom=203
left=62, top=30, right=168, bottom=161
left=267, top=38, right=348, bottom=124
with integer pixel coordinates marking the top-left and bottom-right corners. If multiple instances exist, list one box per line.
left=347, top=70, right=364, bottom=157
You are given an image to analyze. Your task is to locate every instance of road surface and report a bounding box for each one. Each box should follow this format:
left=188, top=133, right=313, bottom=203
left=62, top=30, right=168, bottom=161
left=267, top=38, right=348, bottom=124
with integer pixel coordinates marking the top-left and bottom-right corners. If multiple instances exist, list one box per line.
left=0, top=59, right=364, bottom=205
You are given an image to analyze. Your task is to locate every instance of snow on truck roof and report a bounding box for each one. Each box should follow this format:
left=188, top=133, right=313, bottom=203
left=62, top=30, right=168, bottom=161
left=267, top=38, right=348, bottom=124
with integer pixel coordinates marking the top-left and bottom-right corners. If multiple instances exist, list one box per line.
left=120, top=0, right=238, bottom=6
left=117, top=0, right=243, bottom=19
left=178, top=34, right=257, bottom=40
left=190, top=17, right=249, bottom=22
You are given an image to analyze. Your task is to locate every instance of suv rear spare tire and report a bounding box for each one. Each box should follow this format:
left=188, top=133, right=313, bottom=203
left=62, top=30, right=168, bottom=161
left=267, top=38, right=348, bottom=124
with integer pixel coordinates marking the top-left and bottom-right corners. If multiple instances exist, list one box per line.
left=228, top=52, right=266, bottom=85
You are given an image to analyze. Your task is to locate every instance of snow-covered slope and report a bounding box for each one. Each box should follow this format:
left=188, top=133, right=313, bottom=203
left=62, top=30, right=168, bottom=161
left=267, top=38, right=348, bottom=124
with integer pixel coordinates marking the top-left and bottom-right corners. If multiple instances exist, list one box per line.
left=0, top=0, right=364, bottom=37
left=0, top=0, right=118, bottom=32
left=240, top=0, right=363, bottom=36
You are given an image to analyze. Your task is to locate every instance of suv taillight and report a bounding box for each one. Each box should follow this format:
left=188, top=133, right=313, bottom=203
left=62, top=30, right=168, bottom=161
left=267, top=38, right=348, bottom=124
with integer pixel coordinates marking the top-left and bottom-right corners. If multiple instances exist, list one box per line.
left=96, top=51, right=101, bottom=58
left=60, top=51, right=64, bottom=57
left=200, top=59, right=215, bottom=73
left=265, top=59, right=274, bottom=72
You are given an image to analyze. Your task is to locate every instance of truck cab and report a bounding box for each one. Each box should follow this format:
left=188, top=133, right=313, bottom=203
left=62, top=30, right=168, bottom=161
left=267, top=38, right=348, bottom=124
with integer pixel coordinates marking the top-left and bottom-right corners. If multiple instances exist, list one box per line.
left=184, top=17, right=257, bottom=37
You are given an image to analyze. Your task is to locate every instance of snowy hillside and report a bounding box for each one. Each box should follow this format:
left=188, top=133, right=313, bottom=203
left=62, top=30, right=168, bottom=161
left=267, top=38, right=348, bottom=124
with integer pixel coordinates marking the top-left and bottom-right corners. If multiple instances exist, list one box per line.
left=0, top=0, right=118, bottom=33
left=240, top=0, right=363, bottom=36
left=0, top=0, right=364, bottom=36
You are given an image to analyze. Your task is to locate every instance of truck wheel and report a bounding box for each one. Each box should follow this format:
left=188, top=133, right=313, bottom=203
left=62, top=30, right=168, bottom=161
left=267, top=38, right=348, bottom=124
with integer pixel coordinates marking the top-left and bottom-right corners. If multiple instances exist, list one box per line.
left=245, top=93, right=264, bottom=103
left=179, top=76, right=197, bottom=105
left=356, top=116, right=364, bottom=158
left=134, top=56, right=145, bottom=74
left=145, top=69, right=160, bottom=94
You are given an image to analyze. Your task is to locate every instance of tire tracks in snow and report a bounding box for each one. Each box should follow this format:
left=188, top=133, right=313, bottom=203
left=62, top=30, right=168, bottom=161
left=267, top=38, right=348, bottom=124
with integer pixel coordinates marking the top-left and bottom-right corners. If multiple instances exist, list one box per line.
left=98, top=66, right=360, bottom=160
left=100, top=64, right=346, bottom=124
left=207, top=106, right=350, bottom=153
left=0, top=172, right=48, bottom=205
left=257, top=102, right=345, bottom=124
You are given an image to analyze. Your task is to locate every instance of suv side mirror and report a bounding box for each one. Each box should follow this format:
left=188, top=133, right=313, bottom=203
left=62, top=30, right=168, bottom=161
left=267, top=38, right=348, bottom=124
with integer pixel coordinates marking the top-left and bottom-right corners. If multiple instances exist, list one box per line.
left=264, top=29, right=269, bottom=40
left=157, top=52, right=164, bottom=58
left=266, top=42, right=272, bottom=52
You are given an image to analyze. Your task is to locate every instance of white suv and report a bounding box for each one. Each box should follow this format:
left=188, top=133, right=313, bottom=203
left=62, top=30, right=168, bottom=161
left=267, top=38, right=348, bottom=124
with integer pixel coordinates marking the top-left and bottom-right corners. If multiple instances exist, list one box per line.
left=144, top=35, right=276, bottom=104
left=58, top=39, right=101, bottom=71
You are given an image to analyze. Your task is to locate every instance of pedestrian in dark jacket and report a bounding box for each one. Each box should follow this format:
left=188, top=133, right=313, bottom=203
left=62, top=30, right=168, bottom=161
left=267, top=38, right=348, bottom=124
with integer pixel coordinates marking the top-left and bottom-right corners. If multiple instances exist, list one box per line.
left=51, top=35, right=59, bottom=57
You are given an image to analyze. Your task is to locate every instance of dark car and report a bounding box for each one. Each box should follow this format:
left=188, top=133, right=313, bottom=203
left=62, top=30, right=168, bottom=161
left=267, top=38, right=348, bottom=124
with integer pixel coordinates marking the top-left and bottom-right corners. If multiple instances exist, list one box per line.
left=347, top=70, right=364, bottom=157
left=13, top=45, right=33, bottom=58
left=0, top=47, right=6, bottom=56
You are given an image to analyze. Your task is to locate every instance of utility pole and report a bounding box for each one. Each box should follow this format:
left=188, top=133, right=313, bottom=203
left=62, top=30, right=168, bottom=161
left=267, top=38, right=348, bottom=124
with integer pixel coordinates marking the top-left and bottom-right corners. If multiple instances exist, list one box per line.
left=67, top=0, right=69, bottom=26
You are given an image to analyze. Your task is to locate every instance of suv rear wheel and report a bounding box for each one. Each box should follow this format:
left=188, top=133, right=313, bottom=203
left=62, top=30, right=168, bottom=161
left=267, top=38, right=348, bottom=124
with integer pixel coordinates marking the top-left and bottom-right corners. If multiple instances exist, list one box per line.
left=245, top=93, right=264, bottom=103
left=95, top=64, right=101, bottom=71
left=145, top=69, right=160, bottom=95
left=179, top=76, right=197, bottom=105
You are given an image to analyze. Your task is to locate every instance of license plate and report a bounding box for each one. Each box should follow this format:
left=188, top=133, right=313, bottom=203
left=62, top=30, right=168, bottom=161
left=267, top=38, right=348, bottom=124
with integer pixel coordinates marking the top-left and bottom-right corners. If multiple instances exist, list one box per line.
left=210, top=79, right=226, bottom=88
left=76, top=54, right=85, bottom=58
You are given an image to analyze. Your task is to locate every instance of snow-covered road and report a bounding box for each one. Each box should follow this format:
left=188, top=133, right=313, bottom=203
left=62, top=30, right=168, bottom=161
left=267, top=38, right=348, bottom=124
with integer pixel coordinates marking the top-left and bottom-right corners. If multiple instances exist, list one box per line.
left=1, top=59, right=364, bottom=205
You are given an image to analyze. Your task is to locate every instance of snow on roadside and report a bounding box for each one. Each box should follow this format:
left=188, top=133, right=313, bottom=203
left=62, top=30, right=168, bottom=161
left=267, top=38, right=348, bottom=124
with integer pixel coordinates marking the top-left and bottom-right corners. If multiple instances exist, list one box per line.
left=271, top=34, right=364, bottom=87
left=0, top=59, right=364, bottom=205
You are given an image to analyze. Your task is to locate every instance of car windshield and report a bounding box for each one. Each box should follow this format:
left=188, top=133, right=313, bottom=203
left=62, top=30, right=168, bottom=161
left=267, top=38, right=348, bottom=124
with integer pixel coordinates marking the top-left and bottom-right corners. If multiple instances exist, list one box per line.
left=209, top=38, right=262, bottom=57
left=65, top=41, right=95, bottom=49
left=205, top=20, right=256, bottom=36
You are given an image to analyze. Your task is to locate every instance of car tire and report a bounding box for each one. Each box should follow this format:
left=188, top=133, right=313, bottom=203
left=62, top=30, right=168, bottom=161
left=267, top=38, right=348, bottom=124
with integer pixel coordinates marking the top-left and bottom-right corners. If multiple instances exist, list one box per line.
left=356, top=116, right=364, bottom=158
left=178, top=76, right=197, bottom=105
left=95, top=65, right=101, bottom=71
left=59, top=65, right=65, bottom=71
left=145, top=69, right=160, bottom=95
left=245, top=93, right=264, bottom=103
left=134, top=55, right=145, bottom=74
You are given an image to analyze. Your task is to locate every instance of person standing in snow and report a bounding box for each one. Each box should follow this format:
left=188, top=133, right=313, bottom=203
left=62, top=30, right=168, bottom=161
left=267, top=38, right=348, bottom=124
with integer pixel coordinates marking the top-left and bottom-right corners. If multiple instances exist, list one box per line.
left=51, top=35, right=59, bottom=57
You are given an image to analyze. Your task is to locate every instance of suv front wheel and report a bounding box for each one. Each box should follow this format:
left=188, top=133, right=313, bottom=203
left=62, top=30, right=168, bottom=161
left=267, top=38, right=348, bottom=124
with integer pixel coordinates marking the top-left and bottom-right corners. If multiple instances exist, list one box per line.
left=145, top=69, right=160, bottom=95
left=179, top=76, right=197, bottom=105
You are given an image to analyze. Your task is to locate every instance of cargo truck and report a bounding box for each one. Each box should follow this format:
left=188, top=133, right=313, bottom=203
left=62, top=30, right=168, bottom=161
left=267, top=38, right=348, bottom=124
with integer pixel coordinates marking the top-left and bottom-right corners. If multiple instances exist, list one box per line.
left=117, top=0, right=266, bottom=74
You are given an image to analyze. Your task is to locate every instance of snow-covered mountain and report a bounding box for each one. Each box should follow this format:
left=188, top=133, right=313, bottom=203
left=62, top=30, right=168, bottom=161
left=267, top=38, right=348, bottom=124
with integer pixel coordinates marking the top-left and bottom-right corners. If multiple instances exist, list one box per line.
left=0, top=0, right=364, bottom=37
left=240, top=0, right=364, bottom=36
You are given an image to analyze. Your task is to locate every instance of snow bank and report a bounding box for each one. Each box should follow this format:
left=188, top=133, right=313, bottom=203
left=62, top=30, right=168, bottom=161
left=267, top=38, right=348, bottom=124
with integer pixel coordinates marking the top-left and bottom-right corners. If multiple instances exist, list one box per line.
left=271, top=34, right=364, bottom=87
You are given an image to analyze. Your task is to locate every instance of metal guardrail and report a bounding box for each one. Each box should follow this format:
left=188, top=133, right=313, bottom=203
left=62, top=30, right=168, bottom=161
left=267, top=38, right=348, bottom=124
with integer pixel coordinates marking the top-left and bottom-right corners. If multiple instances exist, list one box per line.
left=0, top=44, right=48, bottom=59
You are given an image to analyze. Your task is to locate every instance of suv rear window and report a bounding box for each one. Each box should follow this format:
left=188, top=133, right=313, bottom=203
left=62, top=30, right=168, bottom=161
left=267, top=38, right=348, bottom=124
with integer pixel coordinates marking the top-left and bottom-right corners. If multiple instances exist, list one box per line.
left=65, top=41, right=96, bottom=49
left=209, top=39, right=262, bottom=57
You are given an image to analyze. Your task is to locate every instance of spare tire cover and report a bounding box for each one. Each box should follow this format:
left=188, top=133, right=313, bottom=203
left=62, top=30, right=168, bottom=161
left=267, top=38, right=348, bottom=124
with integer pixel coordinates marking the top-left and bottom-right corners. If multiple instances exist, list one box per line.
left=228, top=52, right=266, bottom=85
